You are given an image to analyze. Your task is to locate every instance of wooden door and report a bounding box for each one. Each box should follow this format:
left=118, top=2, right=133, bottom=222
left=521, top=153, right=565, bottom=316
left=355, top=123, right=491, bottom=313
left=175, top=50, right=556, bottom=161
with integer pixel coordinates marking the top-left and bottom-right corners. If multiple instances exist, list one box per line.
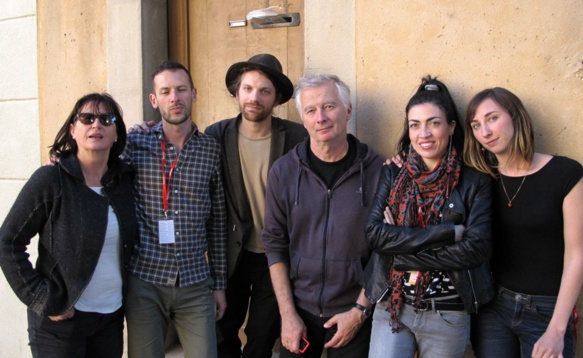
left=168, top=0, right=305, bottom=130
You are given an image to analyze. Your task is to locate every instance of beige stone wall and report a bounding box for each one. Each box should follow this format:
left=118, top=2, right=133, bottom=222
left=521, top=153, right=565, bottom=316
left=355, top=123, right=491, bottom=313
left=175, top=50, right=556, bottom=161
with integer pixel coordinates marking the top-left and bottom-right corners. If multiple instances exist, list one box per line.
left=305, top=1, right=583, bottom=165
left=37, top=1, right=108, bottom=163
left=0, top=1, right=40, bottom=357
left=353, top=1, right=583, bottom=165
left=37, top=1, right=166, bottom=164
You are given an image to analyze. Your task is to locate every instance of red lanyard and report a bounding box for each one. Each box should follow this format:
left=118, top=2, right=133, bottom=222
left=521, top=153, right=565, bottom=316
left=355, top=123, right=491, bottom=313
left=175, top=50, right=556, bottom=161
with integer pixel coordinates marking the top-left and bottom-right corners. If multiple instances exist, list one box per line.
left=161, top=140, right=178, bottom=216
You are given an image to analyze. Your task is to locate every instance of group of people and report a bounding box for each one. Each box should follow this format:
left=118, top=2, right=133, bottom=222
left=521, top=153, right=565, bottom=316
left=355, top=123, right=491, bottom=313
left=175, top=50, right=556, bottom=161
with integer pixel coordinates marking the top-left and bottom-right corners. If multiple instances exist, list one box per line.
left=0, top=52, right=581, bottom=358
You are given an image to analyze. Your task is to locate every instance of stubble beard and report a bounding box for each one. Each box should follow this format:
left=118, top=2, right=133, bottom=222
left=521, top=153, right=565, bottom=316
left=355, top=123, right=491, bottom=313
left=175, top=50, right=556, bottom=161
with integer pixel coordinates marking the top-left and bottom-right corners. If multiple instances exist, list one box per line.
left=162, top=114, right=190, bottom=126
left=241, top=102, right=274, bottom=123
left=161, top=106, right=191, bottom=126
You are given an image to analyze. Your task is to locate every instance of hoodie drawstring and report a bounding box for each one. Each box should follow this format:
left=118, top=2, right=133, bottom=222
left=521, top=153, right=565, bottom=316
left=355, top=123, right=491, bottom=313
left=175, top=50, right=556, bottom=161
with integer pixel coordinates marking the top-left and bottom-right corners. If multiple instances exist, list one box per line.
left=359, top=161, right=366, bottom=207
left=294, top=164, right=302, bottom=205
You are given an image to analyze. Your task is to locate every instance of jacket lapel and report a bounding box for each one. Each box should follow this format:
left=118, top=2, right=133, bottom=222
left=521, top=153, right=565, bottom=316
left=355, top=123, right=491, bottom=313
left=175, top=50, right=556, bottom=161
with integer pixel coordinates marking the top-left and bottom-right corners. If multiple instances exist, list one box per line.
left=224, top=118, right=252, bottom=221
left=269, top=117, right=285, bottom=168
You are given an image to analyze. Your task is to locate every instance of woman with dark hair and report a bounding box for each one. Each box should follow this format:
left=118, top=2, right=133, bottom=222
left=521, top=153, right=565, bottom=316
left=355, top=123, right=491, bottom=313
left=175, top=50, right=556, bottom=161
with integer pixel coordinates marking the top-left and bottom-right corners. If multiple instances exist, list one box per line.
left=0, top=93, right=137, bottom=357
left=465, top=87, right=583, bottom=358
left=363, top=76, right=494, bottom=357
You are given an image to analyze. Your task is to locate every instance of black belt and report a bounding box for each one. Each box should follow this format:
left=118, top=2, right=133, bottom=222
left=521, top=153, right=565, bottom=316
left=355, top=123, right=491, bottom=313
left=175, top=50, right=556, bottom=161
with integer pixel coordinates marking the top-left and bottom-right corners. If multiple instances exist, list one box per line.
left=404, top=297, right=466, bottom=311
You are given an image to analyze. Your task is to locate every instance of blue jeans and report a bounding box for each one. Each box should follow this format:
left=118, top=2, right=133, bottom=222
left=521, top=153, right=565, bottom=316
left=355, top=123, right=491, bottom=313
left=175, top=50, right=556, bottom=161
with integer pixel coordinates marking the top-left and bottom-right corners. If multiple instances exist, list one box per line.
left=125, top=274, right=217, bottom=358
left=369, top=301, right=469, bottom=358
left=471, top=285, right=575, bottom=358
left=27, top=306, right=124, bottom=358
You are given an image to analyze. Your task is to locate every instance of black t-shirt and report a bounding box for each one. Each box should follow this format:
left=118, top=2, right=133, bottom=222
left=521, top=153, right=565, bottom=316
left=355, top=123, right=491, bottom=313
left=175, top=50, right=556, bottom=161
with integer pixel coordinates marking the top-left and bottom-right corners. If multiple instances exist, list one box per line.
left=491, top=156, right=583, bottom=295
left=307, top=137, right=357, bottom=189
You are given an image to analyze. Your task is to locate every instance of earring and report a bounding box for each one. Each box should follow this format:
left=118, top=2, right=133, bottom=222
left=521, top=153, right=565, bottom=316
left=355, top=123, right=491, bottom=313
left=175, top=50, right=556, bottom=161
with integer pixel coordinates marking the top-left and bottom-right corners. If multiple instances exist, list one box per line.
left=448, top=135, right=453, bottom=157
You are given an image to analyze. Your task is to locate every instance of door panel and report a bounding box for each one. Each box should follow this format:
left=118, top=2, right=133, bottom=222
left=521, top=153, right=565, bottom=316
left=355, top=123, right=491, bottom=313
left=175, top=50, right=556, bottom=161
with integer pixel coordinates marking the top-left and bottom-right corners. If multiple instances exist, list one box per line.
left=169, top=0, right=304, bottom=130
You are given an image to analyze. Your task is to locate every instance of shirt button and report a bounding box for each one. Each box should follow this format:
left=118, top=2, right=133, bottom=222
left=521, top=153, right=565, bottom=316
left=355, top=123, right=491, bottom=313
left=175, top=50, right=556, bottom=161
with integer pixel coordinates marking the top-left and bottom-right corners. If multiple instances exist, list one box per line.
left=175, top=211, right=179, bottom=214
left=176, top=252, right=181, bottom=256
left=176, top=231, right=180, bottom=235
left=449, top=203, right=454, bottom=208
left=174, top=190, right=178, bottom=193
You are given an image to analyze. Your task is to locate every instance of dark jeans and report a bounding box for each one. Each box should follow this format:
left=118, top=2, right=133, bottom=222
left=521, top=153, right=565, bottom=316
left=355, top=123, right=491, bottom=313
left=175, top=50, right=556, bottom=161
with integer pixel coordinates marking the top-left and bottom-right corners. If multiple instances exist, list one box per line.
left=471, top=285, right=576, bottom=358
left=217, top=250, right=280, bottom=358
left=27, top=306, right=124, bottom=358
left=279, top=306, right=372, bottom=358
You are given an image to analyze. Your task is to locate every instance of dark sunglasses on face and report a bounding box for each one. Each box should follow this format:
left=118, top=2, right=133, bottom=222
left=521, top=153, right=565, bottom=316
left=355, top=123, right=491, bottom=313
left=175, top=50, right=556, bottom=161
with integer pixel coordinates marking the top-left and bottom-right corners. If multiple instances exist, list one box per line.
left=75, top=113, right=117, bottom=126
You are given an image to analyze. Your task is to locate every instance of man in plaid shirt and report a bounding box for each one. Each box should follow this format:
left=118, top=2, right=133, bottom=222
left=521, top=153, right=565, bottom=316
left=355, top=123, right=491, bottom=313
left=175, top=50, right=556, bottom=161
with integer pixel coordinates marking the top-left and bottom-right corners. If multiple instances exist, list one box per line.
left=123, top=60, right=227, bottom=358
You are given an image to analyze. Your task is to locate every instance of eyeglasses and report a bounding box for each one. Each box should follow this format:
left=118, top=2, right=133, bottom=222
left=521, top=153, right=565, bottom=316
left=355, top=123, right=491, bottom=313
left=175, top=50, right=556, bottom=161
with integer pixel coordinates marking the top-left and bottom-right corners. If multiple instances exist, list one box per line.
left=75, top=113, right=117, bottom=126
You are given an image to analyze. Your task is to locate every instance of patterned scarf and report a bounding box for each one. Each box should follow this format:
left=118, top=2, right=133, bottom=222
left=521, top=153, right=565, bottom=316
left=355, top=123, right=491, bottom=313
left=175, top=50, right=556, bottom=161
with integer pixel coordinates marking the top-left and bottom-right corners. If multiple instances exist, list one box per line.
left=385, top=146, right=461, bottom=332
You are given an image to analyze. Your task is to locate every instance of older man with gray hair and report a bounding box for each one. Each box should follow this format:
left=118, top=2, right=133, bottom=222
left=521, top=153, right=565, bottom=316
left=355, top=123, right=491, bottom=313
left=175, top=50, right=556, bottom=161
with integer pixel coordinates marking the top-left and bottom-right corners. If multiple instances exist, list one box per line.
left=262, top=73, right=383, bottom=357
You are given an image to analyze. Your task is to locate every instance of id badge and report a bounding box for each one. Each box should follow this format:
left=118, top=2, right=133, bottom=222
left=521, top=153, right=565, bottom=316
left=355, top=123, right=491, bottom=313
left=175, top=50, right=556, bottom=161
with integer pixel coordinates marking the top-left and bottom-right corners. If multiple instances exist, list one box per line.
left=407, top=271, right=419, bottom=285
left=158, top=219, right=175, bottom=244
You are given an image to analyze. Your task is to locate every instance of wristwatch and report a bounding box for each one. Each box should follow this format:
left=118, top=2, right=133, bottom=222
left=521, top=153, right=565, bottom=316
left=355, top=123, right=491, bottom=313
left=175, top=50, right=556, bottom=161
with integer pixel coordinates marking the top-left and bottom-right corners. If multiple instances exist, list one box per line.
left=354, top=303, right=371, bottom=317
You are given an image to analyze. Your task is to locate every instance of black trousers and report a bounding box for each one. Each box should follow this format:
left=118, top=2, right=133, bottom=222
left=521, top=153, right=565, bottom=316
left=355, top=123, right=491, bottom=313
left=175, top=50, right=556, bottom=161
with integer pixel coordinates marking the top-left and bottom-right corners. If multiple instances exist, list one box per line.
left=278, top=306, right=372, bottom=358
left=217, top=250, right=280, bottom=358
left=27, top=306, right=124, bottom=358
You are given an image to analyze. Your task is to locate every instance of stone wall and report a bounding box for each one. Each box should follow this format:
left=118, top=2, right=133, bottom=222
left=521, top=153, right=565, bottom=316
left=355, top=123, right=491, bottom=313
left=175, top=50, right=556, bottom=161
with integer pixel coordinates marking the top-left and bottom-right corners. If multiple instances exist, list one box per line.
left=0, top=1, right=40, bottom=357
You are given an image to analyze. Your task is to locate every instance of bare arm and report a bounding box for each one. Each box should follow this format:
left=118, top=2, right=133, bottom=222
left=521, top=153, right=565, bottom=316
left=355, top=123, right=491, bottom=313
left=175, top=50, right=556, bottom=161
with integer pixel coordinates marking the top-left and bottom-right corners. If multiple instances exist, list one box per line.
left=533, top=178, right=583, bottom=358
left=269, top=262, right=306, bottom=354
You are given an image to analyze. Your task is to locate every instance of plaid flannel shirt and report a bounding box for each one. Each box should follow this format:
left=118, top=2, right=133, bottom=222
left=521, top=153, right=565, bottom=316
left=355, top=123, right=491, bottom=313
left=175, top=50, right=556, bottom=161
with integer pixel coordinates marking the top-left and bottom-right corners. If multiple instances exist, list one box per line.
left=123, top=122, right=227, bottom=290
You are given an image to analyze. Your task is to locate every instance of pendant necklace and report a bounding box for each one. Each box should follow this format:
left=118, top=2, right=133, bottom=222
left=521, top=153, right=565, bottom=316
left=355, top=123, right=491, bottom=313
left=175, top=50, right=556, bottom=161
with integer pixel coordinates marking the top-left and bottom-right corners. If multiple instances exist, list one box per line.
left=499, top=175, right=526, bottom=208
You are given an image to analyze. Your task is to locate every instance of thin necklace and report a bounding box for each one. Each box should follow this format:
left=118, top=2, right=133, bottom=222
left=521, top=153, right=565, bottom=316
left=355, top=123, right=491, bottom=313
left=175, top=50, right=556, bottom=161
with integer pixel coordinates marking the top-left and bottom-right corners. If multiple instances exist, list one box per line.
left=499, top=175, right=526, bottom=208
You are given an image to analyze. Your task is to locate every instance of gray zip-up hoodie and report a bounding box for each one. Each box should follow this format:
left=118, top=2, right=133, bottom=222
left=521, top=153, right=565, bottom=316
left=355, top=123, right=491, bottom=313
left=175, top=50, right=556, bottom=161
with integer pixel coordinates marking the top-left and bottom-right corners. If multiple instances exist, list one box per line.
left=262, top=135, right=383, bottom=317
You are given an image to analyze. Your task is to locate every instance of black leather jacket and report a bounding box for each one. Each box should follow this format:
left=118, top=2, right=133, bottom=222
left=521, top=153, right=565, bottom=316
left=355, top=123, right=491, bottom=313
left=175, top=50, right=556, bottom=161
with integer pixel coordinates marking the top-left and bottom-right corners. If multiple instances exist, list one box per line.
left=362, top=163, right=495, bottom=314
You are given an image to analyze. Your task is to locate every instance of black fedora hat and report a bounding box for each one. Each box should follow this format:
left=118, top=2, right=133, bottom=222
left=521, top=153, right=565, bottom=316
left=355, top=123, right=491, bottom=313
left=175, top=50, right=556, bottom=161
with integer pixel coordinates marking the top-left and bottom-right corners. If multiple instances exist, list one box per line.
left=225, top=54, right=294, bottom=104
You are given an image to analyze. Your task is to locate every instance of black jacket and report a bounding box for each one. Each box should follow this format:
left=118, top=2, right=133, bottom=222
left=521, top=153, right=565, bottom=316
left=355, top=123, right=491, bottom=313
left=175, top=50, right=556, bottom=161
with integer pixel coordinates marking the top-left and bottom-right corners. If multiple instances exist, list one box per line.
left=0, top=155, right=137, bottom=316
left=362, top=163, right=495, bottom=314
left=205, top=115, right=307, bottom=277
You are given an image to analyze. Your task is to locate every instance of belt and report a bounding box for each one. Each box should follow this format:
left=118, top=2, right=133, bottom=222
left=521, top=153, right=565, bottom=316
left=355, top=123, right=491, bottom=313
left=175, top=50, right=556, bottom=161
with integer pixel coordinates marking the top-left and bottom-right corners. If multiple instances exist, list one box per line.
left=404, top=297, right=466, bottom=311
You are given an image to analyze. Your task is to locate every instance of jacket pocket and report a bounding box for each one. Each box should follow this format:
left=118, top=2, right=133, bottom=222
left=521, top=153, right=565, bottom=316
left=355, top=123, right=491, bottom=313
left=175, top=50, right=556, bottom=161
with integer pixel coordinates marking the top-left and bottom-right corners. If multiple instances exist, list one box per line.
left=443, top=191, right=466, bottom=224
left=322, top=258, right=363, bottom=308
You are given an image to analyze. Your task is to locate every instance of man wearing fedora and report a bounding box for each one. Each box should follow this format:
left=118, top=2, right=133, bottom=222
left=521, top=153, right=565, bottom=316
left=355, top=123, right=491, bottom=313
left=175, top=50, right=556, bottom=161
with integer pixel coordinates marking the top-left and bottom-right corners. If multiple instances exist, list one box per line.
left=205, top=54, right=307, bottom=358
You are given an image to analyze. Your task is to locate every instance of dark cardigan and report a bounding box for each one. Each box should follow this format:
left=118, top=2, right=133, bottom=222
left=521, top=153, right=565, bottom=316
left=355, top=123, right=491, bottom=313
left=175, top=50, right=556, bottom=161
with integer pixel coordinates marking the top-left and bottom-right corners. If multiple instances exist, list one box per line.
left=0, top=155, right=137, bottom=316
